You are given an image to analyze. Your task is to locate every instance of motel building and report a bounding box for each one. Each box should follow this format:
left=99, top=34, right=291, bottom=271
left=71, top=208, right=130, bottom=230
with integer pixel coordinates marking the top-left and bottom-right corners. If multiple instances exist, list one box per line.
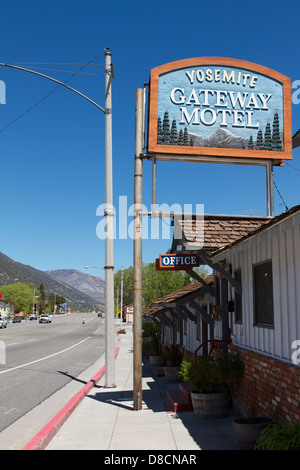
left=138, top=57, right=300, bottom=422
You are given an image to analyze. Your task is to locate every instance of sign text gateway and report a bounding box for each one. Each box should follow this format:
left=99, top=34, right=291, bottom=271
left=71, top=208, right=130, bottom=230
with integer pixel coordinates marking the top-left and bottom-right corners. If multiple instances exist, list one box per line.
left=147, top=58, right=292, bottom=163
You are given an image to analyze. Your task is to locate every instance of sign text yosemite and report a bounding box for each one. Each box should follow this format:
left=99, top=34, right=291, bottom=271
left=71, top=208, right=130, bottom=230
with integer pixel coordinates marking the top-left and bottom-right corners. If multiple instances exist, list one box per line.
left=147, top=58, right=292, bottom=163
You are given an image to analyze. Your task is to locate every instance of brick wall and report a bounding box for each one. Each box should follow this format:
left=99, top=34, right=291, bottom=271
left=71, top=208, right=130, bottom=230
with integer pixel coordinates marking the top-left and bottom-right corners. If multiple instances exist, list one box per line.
left=229, top=345, right=300, bottom=422
left=164, top=338, right=300, bottom=422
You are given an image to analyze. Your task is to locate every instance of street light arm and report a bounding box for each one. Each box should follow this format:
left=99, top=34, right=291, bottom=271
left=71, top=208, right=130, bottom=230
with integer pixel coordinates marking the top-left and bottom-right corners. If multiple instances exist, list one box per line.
left=0, top=62, right=106, bottom=113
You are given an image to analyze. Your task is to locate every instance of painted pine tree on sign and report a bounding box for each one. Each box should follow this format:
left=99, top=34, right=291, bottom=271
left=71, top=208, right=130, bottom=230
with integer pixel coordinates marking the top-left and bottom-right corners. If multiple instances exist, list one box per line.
left=256, top=129, right=264, bottom=150
left=264, top=122, right=272, bottom=150
left=272, top=112, right=282, bottom=150
left=162, top=110, right=170, bottom=144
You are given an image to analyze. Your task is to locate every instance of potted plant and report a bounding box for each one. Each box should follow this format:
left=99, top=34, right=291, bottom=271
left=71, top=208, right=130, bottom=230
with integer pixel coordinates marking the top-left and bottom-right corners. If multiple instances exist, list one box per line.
left=232, top=395, right=273, bottom=450
left=179, top=353, right=244, bottom=420
left=163, top=343, right=185, bottom=382
left=179, top=356, right=228, bottom=419
left=142, top=319, right=164, bottom=366
left=255, top=420, right=300, bottom=450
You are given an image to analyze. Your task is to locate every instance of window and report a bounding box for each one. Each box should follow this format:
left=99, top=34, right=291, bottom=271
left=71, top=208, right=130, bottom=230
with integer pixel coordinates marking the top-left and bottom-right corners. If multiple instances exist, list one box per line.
left=234, top=268, right=243, bottom=323
left=253, top=260, right=274, bottom=326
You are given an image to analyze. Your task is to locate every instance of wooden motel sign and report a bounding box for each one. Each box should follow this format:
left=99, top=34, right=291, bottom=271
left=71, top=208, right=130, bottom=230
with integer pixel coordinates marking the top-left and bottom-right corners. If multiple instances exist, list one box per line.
left=147, top=57, right=292, bottom=165
left=156, top=253, right=200, bottom=271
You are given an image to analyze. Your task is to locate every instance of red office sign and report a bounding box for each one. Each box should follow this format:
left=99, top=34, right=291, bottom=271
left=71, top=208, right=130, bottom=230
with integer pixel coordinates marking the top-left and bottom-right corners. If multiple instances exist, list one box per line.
left=156, top=254, right=200, bottom=270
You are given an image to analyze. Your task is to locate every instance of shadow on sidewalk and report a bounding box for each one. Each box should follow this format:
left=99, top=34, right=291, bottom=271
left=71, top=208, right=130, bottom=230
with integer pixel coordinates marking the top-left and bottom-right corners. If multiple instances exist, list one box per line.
left=144, top=359, right=240, bottom=450
left=87, top=386, right=167, bottom=413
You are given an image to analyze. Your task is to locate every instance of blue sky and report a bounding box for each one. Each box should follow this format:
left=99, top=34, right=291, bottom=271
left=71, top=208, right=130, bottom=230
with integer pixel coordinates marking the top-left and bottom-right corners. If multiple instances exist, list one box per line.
left=0, top=0, right=300, bottom=279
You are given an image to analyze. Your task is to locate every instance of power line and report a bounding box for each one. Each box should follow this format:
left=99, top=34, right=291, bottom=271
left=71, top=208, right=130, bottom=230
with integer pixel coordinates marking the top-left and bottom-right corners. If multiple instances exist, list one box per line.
left=285, top=161, right=300, bottom=173
left=273, top=179, right=289, bottom=211
left=22, top=66, right=104, bottom=76
left=0, top=51, right=105, bottom=135
left=10, top=62, right=104, bottom=66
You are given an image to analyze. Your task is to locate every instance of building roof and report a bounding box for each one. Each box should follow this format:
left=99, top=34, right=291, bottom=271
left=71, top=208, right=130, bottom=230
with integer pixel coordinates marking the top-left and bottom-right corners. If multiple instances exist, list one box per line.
left=293, top=129, right=300, bottom=149
left=145, top=274, right=214, bottom=317
left=210, top=204, right=300, bottom=257
left=171, top=213, right=269, bottom=253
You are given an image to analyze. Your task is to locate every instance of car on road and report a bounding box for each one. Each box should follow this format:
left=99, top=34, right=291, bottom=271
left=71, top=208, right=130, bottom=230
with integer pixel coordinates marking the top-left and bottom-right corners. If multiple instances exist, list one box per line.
left=39, top=314, right=51, bottom=324
left=29, top=314, right=38, bottom=320
left=97, top=312, right=103, bottom=317
left=12, top=317, right=22, bottom=323
left=0, top=317, right=8, bottom=329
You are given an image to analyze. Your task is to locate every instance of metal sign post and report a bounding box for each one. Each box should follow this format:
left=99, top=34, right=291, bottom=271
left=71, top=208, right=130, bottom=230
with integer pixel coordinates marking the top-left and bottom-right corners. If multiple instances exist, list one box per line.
left=133, top=88, right=144, bottom=410
left=104, top=49, right=116, bottom=388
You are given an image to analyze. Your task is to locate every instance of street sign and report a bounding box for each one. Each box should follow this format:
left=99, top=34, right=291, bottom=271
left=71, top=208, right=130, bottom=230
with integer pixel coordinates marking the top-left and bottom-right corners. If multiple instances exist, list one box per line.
left=156, top=253, right=200, bottom=270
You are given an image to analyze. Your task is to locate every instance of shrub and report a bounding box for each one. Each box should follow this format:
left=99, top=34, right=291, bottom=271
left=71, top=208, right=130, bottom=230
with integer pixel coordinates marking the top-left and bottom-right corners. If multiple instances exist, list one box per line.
left=179, top=353, right=244, bottom=394
left=163, top=343, right=185, bottom=367
left=179, top=356, right=223, bottom=393
left=255, top=421, right=300, bottom=450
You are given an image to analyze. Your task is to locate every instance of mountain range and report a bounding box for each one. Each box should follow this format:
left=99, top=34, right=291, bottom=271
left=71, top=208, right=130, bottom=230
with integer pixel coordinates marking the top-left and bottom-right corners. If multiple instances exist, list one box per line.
left=0, top=252, right=105, bottom=311
left=46, top=269, right=105, bottom=304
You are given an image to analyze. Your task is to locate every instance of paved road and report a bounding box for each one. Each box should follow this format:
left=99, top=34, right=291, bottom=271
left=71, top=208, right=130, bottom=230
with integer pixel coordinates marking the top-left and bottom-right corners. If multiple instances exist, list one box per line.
left=0, top=312, right=105, bottom=432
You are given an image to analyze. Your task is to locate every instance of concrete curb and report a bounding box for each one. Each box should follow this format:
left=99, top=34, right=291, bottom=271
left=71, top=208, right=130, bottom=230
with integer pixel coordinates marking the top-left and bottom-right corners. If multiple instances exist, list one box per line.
left=22, top=346, right=120, bottom=450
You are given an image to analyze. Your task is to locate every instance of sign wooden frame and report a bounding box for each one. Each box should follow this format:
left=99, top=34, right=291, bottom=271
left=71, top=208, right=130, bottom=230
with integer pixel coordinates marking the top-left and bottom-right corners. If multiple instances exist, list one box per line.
left=147, top=57, right=292, bottom=165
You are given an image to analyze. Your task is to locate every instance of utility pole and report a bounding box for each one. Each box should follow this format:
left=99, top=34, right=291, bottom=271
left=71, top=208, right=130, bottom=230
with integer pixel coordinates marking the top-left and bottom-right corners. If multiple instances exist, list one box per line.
left=0, top=53, right=116, bottom=384
left=120, top=266, right=123, bottom=330
left=133, top=88, right=144, bottom=410
left=104, top=48, right=115, bottom=388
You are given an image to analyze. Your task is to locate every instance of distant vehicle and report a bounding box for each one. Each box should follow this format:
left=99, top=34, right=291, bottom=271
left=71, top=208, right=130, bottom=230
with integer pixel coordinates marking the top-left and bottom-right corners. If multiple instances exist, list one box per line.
left=39, top=314, right=51, bottom=324
left=12, top=317, right=22, bottom=323
left=0, top=317, right=8, bottom=329
left=97, top=312, right=103, bottom=317
left=29, top=314, right=38, bottom=320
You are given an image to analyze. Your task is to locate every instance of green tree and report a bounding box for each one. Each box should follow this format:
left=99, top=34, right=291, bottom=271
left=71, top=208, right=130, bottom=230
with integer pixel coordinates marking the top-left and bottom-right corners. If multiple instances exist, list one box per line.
left=0, top=283, right=39, bottom=315
left=114, top=266, right=134, bottom=310
left=39, top=283, right=46, bottom=314
left=114, top=263, right=209, bottom=311
left=47, top=292, right=66, bottom=313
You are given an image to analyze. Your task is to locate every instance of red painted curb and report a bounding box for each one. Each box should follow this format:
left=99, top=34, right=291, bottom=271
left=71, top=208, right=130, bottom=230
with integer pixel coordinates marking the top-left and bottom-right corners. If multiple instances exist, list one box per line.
left=23, top=346, right=120, bottom=450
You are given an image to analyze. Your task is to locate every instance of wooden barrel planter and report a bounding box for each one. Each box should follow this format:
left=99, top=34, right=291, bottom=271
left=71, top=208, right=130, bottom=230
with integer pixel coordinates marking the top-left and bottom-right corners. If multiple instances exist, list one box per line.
left=163, top=366, right=181, bottom=382
left=149, top=355, right=165, bottom=367
left=191, top=390, right=229, bottom=419
left=233, top=417, right=273, bottom=450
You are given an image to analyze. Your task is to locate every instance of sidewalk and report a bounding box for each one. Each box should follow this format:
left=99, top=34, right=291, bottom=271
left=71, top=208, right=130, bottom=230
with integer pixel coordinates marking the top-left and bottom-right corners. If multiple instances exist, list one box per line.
left=29, top=324, right=240, bottom=451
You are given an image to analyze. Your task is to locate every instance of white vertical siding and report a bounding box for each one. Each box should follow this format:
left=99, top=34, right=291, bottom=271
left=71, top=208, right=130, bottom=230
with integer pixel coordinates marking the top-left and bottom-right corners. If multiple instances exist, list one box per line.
left=213, top=210, right=300, bottom=364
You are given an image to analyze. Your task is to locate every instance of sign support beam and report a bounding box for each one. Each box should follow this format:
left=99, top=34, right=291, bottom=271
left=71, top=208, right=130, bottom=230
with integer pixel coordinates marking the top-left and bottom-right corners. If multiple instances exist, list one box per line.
left=133, top=89, right=144, bottom=411
left=266, top=161, right=274, bottom=217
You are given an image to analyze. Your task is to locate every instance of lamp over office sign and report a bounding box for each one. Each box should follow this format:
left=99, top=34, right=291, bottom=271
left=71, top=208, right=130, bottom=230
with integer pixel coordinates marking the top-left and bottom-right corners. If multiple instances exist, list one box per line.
left=147, top=58, right=292, bottom=164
